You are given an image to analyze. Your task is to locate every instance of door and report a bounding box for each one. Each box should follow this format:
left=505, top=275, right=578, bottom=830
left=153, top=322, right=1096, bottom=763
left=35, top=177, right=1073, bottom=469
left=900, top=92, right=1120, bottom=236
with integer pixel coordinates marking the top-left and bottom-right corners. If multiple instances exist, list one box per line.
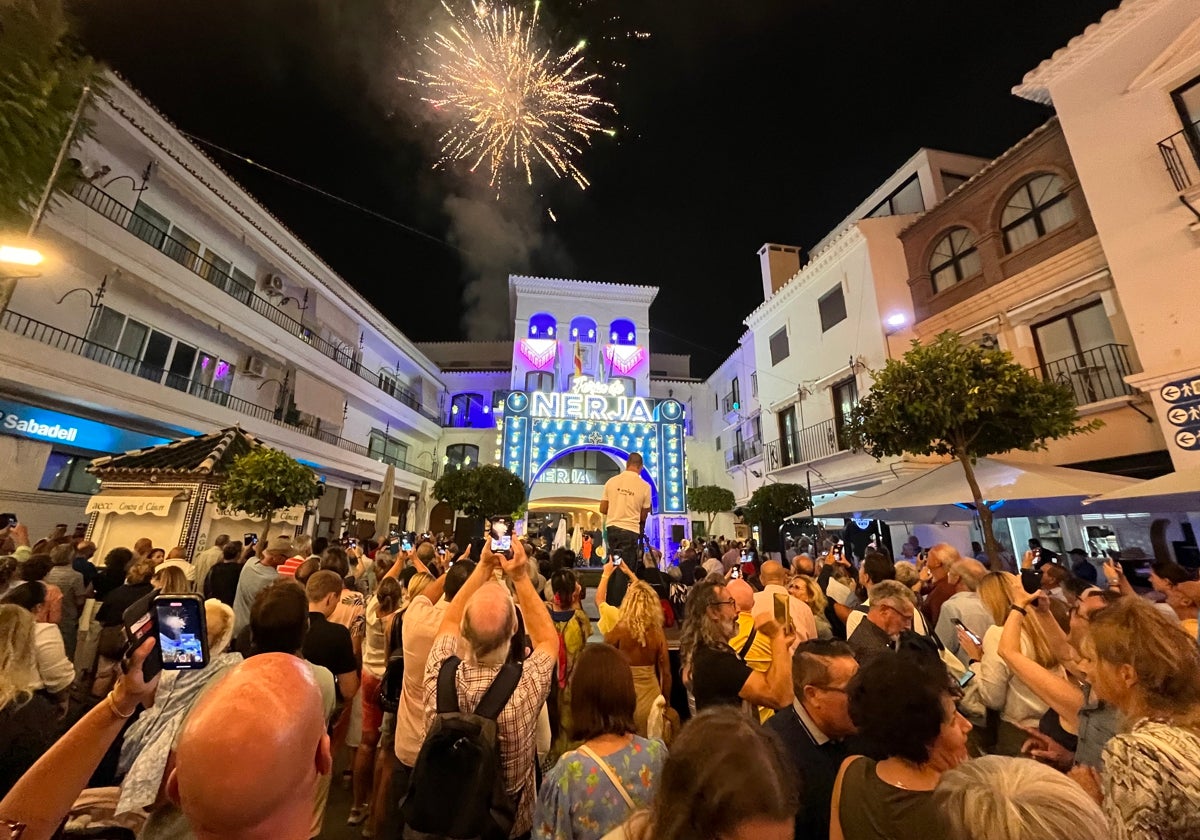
left=1033, top=302, right=1119, bottom=404
left=166, top=342, right=197, bottom=391
left=832, top=378, right=858, bottom=452
left=139, top=330, right=172, bottom=382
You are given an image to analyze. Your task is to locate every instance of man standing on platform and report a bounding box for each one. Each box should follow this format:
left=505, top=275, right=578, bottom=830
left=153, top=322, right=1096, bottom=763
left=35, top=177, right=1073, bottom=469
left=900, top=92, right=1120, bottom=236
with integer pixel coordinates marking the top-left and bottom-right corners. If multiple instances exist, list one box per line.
left=599, top=452, right=651, bottom=607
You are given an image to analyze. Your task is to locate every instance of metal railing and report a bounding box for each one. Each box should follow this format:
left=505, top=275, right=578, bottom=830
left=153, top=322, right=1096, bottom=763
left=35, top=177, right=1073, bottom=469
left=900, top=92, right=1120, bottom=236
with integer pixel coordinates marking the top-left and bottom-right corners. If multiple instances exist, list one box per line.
left=765, top=417, right=848, bottom=472
left=1, top=310, right=433, bottom=478
left=70, top=182, right=437, bottom=421
left=723, top=436, right=764, bottom=470
left=1158, top=121, right=1200, bottom=192
left=1039, top=343, right=1135, bottom=407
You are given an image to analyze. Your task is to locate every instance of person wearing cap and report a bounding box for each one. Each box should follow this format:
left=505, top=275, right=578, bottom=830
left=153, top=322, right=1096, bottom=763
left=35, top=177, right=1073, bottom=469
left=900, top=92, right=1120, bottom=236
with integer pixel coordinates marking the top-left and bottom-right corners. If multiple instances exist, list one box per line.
left=232, top=535, right=293, bottom=638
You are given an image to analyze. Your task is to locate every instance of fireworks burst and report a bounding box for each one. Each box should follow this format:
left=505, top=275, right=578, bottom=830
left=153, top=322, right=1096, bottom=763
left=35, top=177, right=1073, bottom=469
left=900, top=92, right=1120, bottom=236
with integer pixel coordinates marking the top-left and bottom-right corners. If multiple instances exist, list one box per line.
left=407, top=0, right=614, bottom=192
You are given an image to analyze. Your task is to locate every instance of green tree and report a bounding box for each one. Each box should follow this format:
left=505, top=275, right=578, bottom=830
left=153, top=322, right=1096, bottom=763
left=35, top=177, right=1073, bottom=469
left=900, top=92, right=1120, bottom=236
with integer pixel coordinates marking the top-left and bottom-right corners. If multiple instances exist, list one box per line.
left=742, top=483, right=812, bottom=552
left=0, top=0, right=98, bottom=228
left=845, top=331, right=1099, bottom=569
left=211, top=448, right=320, bottom=545
left=432, top=464, right=526, bottom=519
left=686, top=485, right=736, bottom=534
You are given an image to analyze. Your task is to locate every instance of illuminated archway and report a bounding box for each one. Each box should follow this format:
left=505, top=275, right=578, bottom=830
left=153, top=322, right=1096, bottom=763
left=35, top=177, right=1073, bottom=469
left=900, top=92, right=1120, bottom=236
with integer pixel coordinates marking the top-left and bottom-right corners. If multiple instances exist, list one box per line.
left=528, top=443, right=660, bottom=512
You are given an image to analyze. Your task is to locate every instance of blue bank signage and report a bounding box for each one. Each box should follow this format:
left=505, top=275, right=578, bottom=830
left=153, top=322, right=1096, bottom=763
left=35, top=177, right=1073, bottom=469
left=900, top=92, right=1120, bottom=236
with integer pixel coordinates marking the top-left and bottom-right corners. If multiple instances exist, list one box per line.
left=1160, top=377, right=1200, bottom=451
left=0, top=398, right=174, bottom=453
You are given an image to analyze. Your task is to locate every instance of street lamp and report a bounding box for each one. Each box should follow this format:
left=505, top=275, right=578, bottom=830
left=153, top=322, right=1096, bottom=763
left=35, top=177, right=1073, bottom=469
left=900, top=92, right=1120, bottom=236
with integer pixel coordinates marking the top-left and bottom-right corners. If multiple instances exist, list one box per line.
left=883, top=312, right=909, bottom=360
left=0, top=245, right=44, bottom=267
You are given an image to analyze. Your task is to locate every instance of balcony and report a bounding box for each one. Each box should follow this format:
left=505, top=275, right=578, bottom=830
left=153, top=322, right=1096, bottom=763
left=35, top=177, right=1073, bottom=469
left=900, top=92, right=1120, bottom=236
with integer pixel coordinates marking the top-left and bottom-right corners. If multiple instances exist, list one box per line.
left=723, top=436, right=764, bottom=470
left=1039, top=343, right=1136, bottom=407
left=1157, top=120, right=1200, bottom=192
left=1, top=310, right=434, bottom=479
left=765, top=417, right=848, bottom=472
left=68, top=182, right=438, bottom=422
left=721, top=392, right=741, bottom=416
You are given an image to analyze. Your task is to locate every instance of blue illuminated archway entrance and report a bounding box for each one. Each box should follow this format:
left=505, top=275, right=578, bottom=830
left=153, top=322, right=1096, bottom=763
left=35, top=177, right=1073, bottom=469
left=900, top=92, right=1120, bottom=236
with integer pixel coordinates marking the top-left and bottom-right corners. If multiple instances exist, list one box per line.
left=529, top=444, right=660, bottom=511
left=501, top=390, right=686, bottom=514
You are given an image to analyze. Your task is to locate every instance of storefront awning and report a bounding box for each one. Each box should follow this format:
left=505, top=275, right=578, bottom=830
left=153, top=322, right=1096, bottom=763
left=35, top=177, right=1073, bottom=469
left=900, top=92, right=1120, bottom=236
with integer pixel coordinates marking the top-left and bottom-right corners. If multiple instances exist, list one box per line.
left=86, top=490, right=187, bottom=517
left=215, top=505, right=307, bottom=526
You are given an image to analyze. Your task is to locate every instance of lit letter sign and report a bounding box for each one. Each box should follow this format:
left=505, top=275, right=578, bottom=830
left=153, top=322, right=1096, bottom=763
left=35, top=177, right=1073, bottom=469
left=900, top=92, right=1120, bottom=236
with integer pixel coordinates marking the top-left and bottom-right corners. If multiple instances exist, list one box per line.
left=530, top=391, right=653, bottom=423
left=569, top=375, right=626, bottom=396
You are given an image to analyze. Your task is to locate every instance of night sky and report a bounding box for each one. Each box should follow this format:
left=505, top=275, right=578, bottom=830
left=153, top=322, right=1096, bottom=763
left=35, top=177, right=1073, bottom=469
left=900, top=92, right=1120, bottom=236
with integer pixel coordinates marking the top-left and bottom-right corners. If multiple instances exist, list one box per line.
left=72, top=0, right=1120, bottom=377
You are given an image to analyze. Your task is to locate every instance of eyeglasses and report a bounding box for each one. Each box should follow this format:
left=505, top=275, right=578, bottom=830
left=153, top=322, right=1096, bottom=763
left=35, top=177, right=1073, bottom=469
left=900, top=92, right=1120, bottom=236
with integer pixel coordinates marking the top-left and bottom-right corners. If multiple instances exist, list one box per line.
left=710, top=598, right=736, bottom=608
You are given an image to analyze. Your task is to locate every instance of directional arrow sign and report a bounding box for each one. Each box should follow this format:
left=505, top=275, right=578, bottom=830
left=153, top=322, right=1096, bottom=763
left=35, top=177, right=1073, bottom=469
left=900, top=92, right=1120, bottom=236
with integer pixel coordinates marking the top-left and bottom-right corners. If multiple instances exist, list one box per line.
left=1175, top=430, right=1200, bottom=450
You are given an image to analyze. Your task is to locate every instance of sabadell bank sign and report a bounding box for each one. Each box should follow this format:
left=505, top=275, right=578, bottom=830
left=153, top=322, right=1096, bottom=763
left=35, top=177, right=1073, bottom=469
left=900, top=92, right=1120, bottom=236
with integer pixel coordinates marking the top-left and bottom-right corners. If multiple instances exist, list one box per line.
left=0, top=398, right=175, bottom=453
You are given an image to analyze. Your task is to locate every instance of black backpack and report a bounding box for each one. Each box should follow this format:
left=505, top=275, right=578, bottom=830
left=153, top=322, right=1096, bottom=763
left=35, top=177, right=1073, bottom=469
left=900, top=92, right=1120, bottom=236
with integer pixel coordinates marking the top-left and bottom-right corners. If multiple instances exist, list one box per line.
left=400, top=656, right=522, bottom=840
left=378, top=610, right=406, bottom=715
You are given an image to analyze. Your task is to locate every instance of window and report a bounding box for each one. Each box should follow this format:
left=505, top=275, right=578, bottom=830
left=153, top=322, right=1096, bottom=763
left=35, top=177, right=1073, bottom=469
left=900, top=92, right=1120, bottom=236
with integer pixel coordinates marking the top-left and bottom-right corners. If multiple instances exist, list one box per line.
left=609, top=318, right=636, bottom=346
left=715, top=435, right=721, bottom=451
left=528, top=312, right=557, bottom=339
left=449, top=392, right=486, bottom=428
left=929, top=228, right=982, bottom=293
left=769, top=327, right=789, bottom=366
left=525, top=371, right=554, bottom=392
left=778, top=406, right=798, bottom=466
left=609, top=376, right=635, bottom=395
left=1001, top=174, right=1076, bottom=252
left=164, top=226, right=201, bottom=272
left=166, top=342, right=198, bottom=391
left=818, top=285, right=847, bottom=332
left=128, top=201, right=169, bottom=249
left=229, top=268, right=255, bottom=304
left=445, top=443, right=479, bottom=472
left=731, top=377, right=740, bottom=406
left=200, top=250, right=232, bottom=289
left=569, top=316, right=597, bottom=342
left=832, top=377, right=858, bottom=451
left=1172, top=75, right=1200, bottom=145
left=750, top=372, right=758, bottom=397
left=369, top=430, right=410, bottom=468
left=942, top=171, right=969, bottom=195
left=39, top=451, right=101, bottom=495
left=191, top=353, right=235, bottom=403
left=867, top=174, right=925, bottom=218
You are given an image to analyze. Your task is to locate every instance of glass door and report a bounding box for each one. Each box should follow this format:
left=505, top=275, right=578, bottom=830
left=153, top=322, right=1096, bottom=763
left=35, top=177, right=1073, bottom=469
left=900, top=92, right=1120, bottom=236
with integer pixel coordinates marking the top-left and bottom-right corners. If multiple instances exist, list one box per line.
left=139, top=330, right=172, bottom=382
left=166, top=342, right=197, bottom=391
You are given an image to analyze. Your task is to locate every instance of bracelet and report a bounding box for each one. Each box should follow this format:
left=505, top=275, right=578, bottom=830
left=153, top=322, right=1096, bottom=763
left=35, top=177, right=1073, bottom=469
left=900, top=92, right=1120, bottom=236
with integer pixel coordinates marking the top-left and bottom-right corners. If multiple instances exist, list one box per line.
left=1010, top=605, right=1028, bottom=616
left=106, top=690, right=135, bottom=719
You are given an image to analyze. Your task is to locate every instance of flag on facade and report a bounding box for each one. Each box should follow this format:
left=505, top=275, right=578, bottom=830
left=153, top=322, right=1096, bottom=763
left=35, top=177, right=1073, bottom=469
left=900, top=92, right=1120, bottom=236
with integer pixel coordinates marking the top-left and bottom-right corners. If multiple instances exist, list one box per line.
left=573, top=338, right=583, bottom=378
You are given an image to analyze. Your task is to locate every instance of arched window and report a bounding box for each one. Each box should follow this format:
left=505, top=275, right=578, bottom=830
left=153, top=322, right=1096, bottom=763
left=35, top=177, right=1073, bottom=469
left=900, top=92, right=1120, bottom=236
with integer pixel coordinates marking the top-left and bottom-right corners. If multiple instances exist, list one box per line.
left=444, top=444, right=479, bottom=472
left=609, top=318, right=636, bottom=346
left=929, top=228, right=982, bottom=294
left=1001, top=174, right=1076, bottom=252
left=569, top=316, right=597, bottom=343
left=528, top=313, right=557, bottom=339
left=448, top=392, right=485, bottom=428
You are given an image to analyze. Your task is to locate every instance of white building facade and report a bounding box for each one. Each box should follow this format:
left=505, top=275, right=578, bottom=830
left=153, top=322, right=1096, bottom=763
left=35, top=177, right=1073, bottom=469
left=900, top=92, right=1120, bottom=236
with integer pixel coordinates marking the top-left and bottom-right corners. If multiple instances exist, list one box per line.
left=0, top=76, right=445, bottom=543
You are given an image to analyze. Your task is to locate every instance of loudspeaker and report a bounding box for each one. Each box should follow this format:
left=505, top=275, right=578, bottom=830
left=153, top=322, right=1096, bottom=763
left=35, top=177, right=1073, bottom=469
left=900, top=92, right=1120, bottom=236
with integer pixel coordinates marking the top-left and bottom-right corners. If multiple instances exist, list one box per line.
left=671, top=524, right=685, bottom=542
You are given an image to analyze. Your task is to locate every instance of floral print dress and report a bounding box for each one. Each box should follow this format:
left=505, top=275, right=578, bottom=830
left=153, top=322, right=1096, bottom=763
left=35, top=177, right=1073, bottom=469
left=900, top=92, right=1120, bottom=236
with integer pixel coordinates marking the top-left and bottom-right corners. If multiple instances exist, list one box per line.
left=1102, top=719, right=1200, bottom=840
left=534, top=735, right=666, bottom=840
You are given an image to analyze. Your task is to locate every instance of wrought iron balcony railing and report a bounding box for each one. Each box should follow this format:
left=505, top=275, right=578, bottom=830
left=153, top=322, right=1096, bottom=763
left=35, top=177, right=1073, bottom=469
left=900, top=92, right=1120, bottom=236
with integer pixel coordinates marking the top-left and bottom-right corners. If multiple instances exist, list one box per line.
left=1039, top=343, right=1135, bottom=407
left=765, top=417, right=848, bottom=472
left=1157, top=120, right=1200, bottom=192
left=1, top=310, right=433, bottom=478
left=69, top=182, right=437, bottom=421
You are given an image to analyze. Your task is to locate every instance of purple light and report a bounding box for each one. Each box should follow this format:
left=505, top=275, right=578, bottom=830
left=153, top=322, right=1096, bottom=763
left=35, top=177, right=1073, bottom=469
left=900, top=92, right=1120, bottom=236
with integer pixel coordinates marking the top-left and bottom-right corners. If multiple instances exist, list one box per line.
left=215, top=360, right=231, bottom=379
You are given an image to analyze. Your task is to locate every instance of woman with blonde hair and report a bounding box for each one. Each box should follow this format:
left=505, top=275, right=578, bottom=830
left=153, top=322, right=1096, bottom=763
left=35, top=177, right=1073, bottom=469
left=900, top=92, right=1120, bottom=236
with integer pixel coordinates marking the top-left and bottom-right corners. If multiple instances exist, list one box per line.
left=1068, top=598, right=1200, bottom=840
left=788, top=575, right=832, bottom=640
left=0, top=604, right=64, bottom=797
left=956, top=572, right=1064, bottom=755
left=151, top=564, right=190, bottom=595
left=604, top=579, right=670, bottom=737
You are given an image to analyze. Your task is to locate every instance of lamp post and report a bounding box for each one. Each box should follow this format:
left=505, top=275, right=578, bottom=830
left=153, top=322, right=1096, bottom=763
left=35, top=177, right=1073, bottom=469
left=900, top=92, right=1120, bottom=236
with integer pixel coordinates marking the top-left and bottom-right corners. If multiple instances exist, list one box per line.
left=883, top=312, right=909, bottom=361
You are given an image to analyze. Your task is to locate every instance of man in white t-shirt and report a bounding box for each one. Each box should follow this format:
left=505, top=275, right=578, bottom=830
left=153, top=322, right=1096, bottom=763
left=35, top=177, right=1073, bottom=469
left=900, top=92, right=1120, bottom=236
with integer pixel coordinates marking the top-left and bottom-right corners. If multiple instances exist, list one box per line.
left=599, top=453, right=651, bottom=606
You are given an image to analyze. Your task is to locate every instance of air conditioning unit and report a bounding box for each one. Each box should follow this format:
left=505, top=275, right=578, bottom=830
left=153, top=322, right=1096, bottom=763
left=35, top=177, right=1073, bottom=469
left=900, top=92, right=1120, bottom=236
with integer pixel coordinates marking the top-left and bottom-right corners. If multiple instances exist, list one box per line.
left=261, top=273, right=285, bottom=294
left=242, top=355, right=267, bottom=378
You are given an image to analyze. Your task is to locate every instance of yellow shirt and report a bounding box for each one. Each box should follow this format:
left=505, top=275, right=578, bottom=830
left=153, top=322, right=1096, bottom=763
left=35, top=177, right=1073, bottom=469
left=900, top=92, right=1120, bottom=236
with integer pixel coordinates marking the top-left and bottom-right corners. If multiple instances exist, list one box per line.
left=727, top=612, right=776, bottom=722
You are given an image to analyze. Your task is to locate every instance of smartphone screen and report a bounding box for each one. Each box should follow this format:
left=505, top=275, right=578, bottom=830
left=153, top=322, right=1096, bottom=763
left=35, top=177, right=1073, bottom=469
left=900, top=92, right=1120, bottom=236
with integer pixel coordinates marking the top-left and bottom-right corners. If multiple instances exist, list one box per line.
left=952, top=618, right=982, bottom=646
left=490, top=516, right=513, bottom=553
left=773, top=592, right=789, bottom=625
left=958, top=669, right=976, bottom=688
left=155, top=595, right=209, bottom=670
left=612, top=554, right=622, bottom=566
left=1021, top=568, right=1043, bottom=595
left=401, top=538, right=413, bottom=551
left=243, top=532, right=257, bottom=546
left=730, top=567, right=741, bottom=579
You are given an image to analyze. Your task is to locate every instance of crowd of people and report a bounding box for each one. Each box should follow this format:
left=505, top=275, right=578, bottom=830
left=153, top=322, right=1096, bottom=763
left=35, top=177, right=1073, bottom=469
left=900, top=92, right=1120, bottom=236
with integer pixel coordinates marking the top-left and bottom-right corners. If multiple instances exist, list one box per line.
left=2, top=516, right=1200, bottom=840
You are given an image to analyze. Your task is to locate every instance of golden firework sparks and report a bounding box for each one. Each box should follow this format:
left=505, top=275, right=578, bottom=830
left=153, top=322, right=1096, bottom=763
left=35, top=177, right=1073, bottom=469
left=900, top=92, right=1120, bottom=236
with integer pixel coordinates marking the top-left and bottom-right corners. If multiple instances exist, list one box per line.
left=409, top=0, right=613, bottom=192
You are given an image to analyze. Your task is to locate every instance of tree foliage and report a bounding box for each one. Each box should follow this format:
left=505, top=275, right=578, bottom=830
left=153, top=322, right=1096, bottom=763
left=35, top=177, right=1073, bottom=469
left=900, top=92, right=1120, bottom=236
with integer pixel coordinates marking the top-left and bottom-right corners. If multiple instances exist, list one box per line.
left=432, top=464, right=526, bottom=519
left=0, top=0, right=99, bottom=227
left=211, top=448, right=319, bottom=544
left=845, top=331, right=1099, bottom=567
left=743, top=483, right=812, bottom=531
left=686, top=485, right=737, bottom=530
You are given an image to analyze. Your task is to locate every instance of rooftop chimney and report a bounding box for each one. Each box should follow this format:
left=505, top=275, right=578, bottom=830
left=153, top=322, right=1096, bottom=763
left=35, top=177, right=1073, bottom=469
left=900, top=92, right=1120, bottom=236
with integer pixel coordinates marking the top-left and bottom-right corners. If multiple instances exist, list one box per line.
left=757, top=243, right=803, bottom=301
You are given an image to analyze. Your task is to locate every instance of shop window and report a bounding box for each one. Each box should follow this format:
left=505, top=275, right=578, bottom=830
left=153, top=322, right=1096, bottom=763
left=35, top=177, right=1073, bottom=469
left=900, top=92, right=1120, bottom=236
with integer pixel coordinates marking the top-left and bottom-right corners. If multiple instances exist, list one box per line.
left=38, top=451, right=101, bottom=495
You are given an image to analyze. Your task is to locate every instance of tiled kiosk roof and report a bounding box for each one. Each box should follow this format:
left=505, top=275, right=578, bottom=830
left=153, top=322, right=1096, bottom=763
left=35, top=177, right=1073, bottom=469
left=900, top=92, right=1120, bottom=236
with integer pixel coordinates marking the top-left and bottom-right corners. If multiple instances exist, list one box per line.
left=89, top=426, right=264, bottom=479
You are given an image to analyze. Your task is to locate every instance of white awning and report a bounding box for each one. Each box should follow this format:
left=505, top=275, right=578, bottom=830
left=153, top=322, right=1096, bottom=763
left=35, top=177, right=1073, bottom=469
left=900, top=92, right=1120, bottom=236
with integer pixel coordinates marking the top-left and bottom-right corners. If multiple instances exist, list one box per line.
left=215, top=505, right=307, bottom=525
left=86, top=490, right=185, bottom=517
left=310, top=294, right=361, bottom=349
left=293, top=370, right=346, bottom=425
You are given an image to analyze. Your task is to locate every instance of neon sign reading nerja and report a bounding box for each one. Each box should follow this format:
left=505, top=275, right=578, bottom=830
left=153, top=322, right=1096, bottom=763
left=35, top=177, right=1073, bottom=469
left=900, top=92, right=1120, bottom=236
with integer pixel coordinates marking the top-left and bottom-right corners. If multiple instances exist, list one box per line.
left=529, top=391, right=653, bottom=423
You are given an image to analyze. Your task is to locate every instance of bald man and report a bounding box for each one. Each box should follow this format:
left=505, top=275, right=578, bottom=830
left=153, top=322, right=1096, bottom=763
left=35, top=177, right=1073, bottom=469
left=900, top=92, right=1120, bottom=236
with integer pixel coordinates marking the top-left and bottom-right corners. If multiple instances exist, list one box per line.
left=753, top=559, right=817, bottom=646
left=167, top=653, right=332, bottom=839
left=414, top=540, right=556, bottom=838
